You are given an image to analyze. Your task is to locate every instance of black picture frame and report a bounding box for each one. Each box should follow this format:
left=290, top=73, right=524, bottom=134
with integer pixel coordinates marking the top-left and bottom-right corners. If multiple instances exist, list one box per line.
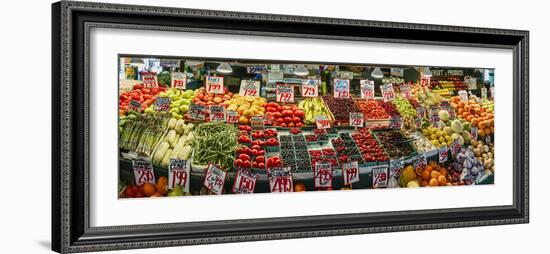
left=51, top=1, right=529, bottom=253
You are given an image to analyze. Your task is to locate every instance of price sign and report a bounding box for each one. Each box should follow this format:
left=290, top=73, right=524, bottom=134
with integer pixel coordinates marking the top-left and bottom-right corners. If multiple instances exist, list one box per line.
left=132, top=157, right=155, bottom=186
left=209, top=105, right=226, bottom=122
left=142, top=72, right=158, bottom=88
left=239, top=80, right=260, bottom=97
left=342, top=161, right=360, bottom=186
left=128, top=100, right=142, bottom=112
left=360, top=80, right=375, bottom=99
left=440, top=101, right=456, bottom=119
left=301, top=79, right=319, bottom=97
left=315, top=115, right=331, bottom=129
left=412, top=153, right=427, bottom=171
left=250, top=116, right=265, bottom=130
left=420, top=77, right=430, bottom=87
left=416, top=106, right=426, bottom=118
left=438, top=146, right=449, bottom=163
left=168, top=159, right=190, bottom=191
left=349, top=112, right=364, bottom=127
left=458, top=90, right=469, bottom=102
left=314, top=163, right=333, bottom=188
left=481, top=87, right=488, bottom=100
left=206, top=76, right=224, bottom=94
left=471, top=127, right=478, bottom=140
left=171, top=72, right=186, bottom=89
left=246, top=65, right=266, bottom=74
left=400, top=84, right=412, bottom=98
left=268, top=167, right=293, bottom=193
left=381, top=83, right=395, bottom=102
left=415, top=118, right=422, bottom=129
left=389, top=158, right=404, bottom=179
left=391, top=68, right=404, bottom=77
left=372, top=164, right=388, bottom=188
left=154, top=97, right=171, bottom=112
left=226, top=110, right=239, bottom=123
left=232, top=168, right=257, bottom=194
left=429, top=106, right=440, bottom=125
left=276, top=85, right=294, bottom=103
left=203, top=164, right=227, bottom=195
left=450, top=139, right=461, bottom=157
left=389, top=117, right=402, bottom=129
left=333, top=79, right=350, bottom=98
left=189, top=104, right=207, bottom=121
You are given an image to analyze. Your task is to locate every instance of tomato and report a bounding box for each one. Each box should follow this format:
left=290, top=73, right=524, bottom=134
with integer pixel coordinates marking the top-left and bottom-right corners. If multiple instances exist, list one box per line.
left=284, top=117, right=293, bottom=123
left=252, top=161, right=258, bottom=168
left=295, top=122, right=304, bottom=127
left=251, top=145, right=261, bottom=151
left=287, top=122, right=295, bottom=127
left=133, top=84, right=144, bottom=90
left=255, top=156, right=265, bottom=164
left=257, top=162, right=265, bottom=169
left=234, top=159, right=243, bottom=167
left=273, top=112, right=283, bottom=118
left=293, top=109, right=305, bottom=118
left=241, top=160, right=252, bottom=168
left=282, top=110, right=294, bottom=117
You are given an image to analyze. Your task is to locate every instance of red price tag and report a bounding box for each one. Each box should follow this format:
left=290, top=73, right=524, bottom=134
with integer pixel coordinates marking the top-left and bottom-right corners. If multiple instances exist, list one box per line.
left=171, top=72, right=186, bottom=89
left=381, top=83, right=395, bottom=102
left=206, top=76, right=224, bottom=94
left=333, top=79, right=350, bottom=98
left=360, top=80, right=375, bottom=99
left=315, top=115, right=331, bottom=129
left=342, top=161, right=360, bottom=186
left=400, top=84, right=411, bottom=98
left=232, top=168, right=257, bottom=194
left=154, top=97, right=171, bottom=112
left=276, top=85, right=294, bottom=103
left=132, top=157, right=155, bottom=186
left=268, top=167, right=293, bottom=193
left=203, top=164, right=227, bottom=195
left=349, top=112, right=364, bottom=127
left=226, top=110, right=239, bottom=123
left=209, top=105, right=226, bottom=122
left=301, top=79, right=319, bottom=97
left=389, top=158, right=404, bottom=179
left=142, top=72, right=158, bottom=88
left=239, top=80, right=260, bottom=97
left=421, top=77, right=430, bottom=87
left=438, top=146, right=449, bottom=163
left=168, top=159, right=190, bottom=192
left=372, top=164, right=388, bottom=188
left=314, top=163, right=333, bottom=188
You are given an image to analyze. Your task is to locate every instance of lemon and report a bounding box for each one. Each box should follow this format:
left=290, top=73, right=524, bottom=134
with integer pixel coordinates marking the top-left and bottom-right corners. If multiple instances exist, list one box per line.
left=432, top=140, right=440, bottom=146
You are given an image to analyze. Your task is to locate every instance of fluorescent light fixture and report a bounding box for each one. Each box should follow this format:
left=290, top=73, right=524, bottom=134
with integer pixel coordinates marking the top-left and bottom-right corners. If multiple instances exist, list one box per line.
left=294, top=65, right=309, bottom=76
left=216, top=62, right=233, bottom=73
left=422, top=67, right=433, bottom=77
left=371, top=67, right=384, bottom=79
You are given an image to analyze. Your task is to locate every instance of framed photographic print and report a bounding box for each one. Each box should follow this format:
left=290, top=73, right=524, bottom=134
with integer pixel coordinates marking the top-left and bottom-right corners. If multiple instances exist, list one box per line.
left=52, top=1, right=529, bottom=253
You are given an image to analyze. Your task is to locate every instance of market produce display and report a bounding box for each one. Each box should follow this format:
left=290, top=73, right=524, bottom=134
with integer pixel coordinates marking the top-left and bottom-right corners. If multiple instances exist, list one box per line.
left=118, top=58, right=495, bottom=198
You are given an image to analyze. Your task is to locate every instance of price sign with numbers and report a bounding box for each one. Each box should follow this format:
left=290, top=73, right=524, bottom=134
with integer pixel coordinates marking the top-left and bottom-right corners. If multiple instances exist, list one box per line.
left=203, top=164, right=227, bottom=195
left=471, top=127, right=478, bottom=140
left=458, top=90, right=469, bottom=102
left=239, top=80, right=260, bottom=97
left=416, top=106, right=426, bottom=118
left=269, top=167, right=293, bottom=193
left=389, top=117, right=402, bottom=129
left=389, top=158, right=404, bottom=179
left=429, top=106, right=440, bottom=125
left=400, top=84, right=412, bottom=98
left=440, top=101, right=456, bottom=119
left=276, top=85, right=294, bottom=103
left=481, top=87, right=488, bottom=100
left=206, top=76, right=224, bottom=94
left=142, top=72, right=158, bottom=88
left=360, top=80, right=375, bottom=99
left=342, top=161, right=360, bottom=186
left=189, top=104, right=207, bottom=121
left=168, top=159, right=190, bottom=192
left=154, top=97, right=171, bottom=112
left=415, top=118, right=422, bottom=129
left=381, top=83, right=395, bottom=102
left=128, top=100, right=142, bottom=113
left=315, top=115, right=331, bottom=129
left=250, top=116, right=265, bottom=130
left=372, top=164, right=388, bottom=188
left=333, top=79, right=350, bottom=98
left=438, top=146, right=449, bottom=163
left=314, top=163, right=333, bottom=188
left=420, top=77, right=430, bottom=87
left=412, top=153, right=427, bottom=171
left=132, top=157, right=155, bottom=186
left=349, top=112, right=364, bottom=127
left=301, top=79, right=319, bottom=97
left=226, top=110, right=239, bottom=123
left=232, top=168, right=257, bottom=194
left=450, top=139, right=461, bottom=157
left=209, top=105, right=226, bottom=122
left=171, top=72, right=186, bottom=89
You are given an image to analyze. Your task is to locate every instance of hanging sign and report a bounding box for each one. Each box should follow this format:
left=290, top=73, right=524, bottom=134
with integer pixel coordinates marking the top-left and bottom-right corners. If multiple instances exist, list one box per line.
left=389, top=158, right=404, bottom=179
left=458, top=90, right=469, bottom=102
left=209, top=105, right=226, bottom=122
left=142, top=72, right=158, bottom=88
left=276, top=85, right=294, bottom=103
left=314, top=162, right=333, bottom=188
left=189, top=104, right=207, bottom=121
left=226, top=110, right=239, bottom=123
left=232, top=168, right=257, bottom=194
left=206, top=76, right=224, bottom=94
left=301, top=79, right=319, bottom=97
left=246, top=65, right=267, bottom=74
left=438, top=146, right=449, bottom=163
left=268, top=167, right=293, bottom=193
left=391, top=68, right=404, bottom=77
left=342, top=161, right=360, bottom=186
left=203, top=164, right=227, bottom=195
left=315, top=115, right=331, bottom=129
left=349, top=112, right=364, bottom=127
left=239, top=80, right=260, bottom=97
left=132, top=157, right=155, bottom=186
left=381, top=83, right=395, bottom=102
left=171, top=72, right=186, bottom=89
left=333, top=79, right=350, bottom=98
left=168, top=159, right=190, bottom=191
left=154, top=97, right=171, bottom=112
left=372, top=164, right=389, bottom=188
left=360, top=80, right=375, bottom=99
left=400, top=84, right=412, bottom=98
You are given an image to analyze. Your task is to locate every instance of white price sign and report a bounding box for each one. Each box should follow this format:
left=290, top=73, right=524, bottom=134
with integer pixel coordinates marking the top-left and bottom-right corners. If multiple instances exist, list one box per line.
left=372, top=164, right=388, bottom=188
left=349, top=112, right=364, bottom=127
left=400, top=84, right=412, bottom=98
left=342, top=161, right=360, bottom=186
left=206, top=76, right=224, bottom=94
left=171, top=72, right=186, bottom=89
left=458, top=90, right=469, bottom=102
left=314, top=163, right=333, bottom=188
left=333, top=79, right=350, bottom=98
left=301, top=79, right=319, bottom=97
left=203, top=164, right=227, bottom=195
left=132, top=157, right=155, bottom=186
left=209, top=105, right=226, bottom=122
left=389, top=158, right=404, bottom=179
left=239, top=80, right=260, bottom=97
left=168, top=159, right=190, bottom=192
left=269, top=168, right=293, bottom=193
left=381, top=83, right=395, bottom=102
left=315, top=115, right=331, bottom=129
left=226, top=110, right=239, bottom=123
left=412, top=153, right=427, bottom=171
left=438, top=146, right=449, bottom=163
left=232, top=168, right=257, bottom=194
left=142, top=72, right=158, bottom=88
left=360, top=80, right=375, bottom=99
left=276, top=85, right=294, bottom=103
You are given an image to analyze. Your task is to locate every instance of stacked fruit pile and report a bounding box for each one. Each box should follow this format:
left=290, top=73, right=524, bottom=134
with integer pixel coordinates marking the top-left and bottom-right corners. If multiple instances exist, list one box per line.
left=224, top=95, right=266, bottom=125
left=450, top=96, right=494, bottom=138
left=298, top=98, right=334, bottom=125
left=263, top=102, right=305, bottom=128
left=355, top=99, right=390, bottom=120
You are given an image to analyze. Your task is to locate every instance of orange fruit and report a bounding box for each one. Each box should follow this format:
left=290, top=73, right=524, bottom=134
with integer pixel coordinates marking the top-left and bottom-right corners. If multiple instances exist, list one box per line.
left=478, top=129, right=486, bottom=137
left=151, top=192, right=163, bottom=197
left=425, top=165, right=434, bottom=173
left=156, top=176, right=169, bottom=195
left=478, top=121, right=485, bottom=129
left=439, top=168, right=448, bottom=177
left=142, top=183, right=156, bottom=197
left=421, top=170, right=431, bottom=181
left=438, top=175, right=447, bottom=186
left=431, top=171, right=441, bottom=179
left=421, top=180, right=428, bottom=187
left=294, top=182, right=306, bottom=192
left=429, top=178, right=439, bottom=187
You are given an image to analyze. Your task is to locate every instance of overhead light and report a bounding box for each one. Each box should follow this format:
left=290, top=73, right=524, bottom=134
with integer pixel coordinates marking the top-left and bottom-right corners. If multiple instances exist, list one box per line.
left=371, top=67, right=384, bottom=79
left=422, top=67, right=432, bottom=77
left=129, top=58, right=145, bottom=66
left=216, top=62, right=233, bottom=73
left=294, top=65, right=309, bottom=76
